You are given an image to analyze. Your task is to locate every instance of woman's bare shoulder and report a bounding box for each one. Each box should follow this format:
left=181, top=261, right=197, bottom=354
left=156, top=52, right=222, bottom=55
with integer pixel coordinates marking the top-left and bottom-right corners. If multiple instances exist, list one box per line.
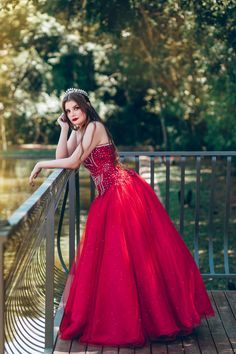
left=88, top=120, right=104, bottom=129
left=87, top=121, right=107, bottom=136
left=86, top=121, right=109, bottom=144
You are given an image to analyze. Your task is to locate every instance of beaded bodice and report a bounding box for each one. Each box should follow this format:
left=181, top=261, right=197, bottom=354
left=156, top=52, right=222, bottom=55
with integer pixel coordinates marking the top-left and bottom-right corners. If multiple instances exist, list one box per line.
left=83, top=143, right=135, bottom=196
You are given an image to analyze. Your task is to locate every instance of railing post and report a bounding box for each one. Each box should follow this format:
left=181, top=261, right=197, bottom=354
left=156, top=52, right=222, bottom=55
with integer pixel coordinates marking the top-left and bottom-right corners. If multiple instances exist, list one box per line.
left=194, top=156, right=201, bottom=267
left=223, top=156, right=231, bottom=275
left=165, top=156, right=170, bottom=213
left=45, top=197, right=55, bottom=350
left=0, top=221, right=9, bottom=354
left=208, top=156, right=216, bottom=275
left=0, top=241, right=5, bottom=354
left=69, top=171, right=76, bottom=269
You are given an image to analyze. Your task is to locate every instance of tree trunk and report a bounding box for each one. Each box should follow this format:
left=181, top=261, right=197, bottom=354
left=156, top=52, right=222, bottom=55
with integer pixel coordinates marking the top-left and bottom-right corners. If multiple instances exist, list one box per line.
left=0, top=114, right=7, bottom=151
left=159, top=113, right=167, bottom=150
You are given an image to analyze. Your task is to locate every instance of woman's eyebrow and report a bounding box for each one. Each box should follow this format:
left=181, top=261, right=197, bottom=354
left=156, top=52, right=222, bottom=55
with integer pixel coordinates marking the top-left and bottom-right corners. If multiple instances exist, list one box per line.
left=65, top=104, right=79, bottom=110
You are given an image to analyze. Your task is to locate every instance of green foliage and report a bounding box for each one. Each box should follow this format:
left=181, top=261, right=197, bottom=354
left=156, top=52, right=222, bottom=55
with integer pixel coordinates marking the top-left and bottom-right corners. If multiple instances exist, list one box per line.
left=0, top=0, right=235, bottom=150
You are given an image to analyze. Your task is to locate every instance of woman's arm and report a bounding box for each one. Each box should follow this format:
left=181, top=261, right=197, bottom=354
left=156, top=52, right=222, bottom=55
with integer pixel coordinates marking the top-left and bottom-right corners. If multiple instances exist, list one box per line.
left=55, top=127, right=69, bottom=159
left=29, top=122, right=102, bottom=185
left=55, top=113, right=78, bottom=159
left=67, top=130, right=78, bottom=156
left=56, top=129, right=78, bottom=159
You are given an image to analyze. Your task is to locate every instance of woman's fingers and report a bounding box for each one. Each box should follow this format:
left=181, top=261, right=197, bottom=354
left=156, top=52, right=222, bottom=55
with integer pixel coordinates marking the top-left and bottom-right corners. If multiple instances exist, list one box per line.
left=29, top=176, right=34, bottom=186
left=57, top=113, right=68, bottom=127
left=29, top=171, right=39, bottom=186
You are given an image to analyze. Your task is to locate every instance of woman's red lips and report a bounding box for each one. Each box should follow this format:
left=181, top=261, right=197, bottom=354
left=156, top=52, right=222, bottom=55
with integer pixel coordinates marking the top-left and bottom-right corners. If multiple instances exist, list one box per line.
left=72, top=117, right=79, bottom=121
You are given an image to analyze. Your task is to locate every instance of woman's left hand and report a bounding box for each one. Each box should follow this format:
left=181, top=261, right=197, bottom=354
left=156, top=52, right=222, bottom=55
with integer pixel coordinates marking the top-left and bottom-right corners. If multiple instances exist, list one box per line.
left=29, top=163, right=42, bottom=186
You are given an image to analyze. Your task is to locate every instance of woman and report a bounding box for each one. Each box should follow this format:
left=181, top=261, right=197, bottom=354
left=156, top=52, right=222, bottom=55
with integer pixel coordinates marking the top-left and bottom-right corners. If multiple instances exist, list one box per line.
left=29, top=88, right=215, bottom=346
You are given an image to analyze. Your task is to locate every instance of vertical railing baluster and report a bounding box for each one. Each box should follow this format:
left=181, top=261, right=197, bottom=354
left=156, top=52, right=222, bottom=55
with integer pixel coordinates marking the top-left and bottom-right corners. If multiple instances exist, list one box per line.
left=120, top=154, right=125, bottom=164
left=45, top=198, right=55, bottom=350
left=135, top=155, right=139, bottom=173
left=165, top=156, right=170, bottom=213
left=90, top=176, right=95, bottom=202
left=179, top=156, right=186, bottom=237
left=194, top=156, right=201, bottom=267
left=69, top=171, right=76, bottom=270
left=150, top=156, right=154, bottom=190
left=223, top=156, right=231, bottom=275
left=208, top=156, right=216, bottom=275
left=75, top=170, right=81, bottom=248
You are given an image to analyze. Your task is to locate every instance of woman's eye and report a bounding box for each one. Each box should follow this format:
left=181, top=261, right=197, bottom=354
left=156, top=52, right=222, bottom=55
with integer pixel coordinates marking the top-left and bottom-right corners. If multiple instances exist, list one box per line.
left=75, top=106, right=80, bottom=110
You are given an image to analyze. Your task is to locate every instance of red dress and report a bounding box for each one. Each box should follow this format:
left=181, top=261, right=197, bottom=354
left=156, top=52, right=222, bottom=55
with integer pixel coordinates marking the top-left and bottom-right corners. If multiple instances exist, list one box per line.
left=59, top=143, right=215, bottom=346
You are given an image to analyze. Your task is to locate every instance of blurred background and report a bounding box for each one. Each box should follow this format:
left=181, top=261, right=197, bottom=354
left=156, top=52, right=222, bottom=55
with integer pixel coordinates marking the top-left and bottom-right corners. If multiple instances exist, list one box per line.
left=1, top=0, right=236, bottom=152
left=0, top=0, right=236, bottom=218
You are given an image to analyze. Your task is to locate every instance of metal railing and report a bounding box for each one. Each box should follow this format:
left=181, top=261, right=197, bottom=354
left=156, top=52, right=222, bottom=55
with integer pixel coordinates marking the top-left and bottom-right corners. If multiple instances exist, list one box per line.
left=119, top=151, right=236, bottom=280
left=0, top=168, right=79, bottom=354
left=0, top=150, right=235, bottom=353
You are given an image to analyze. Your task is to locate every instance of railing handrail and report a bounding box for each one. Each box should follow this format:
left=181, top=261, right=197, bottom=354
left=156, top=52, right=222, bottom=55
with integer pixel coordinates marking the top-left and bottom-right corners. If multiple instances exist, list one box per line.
left=120, top=150, right=236, bottom=156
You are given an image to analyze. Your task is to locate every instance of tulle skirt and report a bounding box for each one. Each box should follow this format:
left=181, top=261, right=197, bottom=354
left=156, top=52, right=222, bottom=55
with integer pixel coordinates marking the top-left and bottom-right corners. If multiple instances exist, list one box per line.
left=59, top=170, right=215, bottom=346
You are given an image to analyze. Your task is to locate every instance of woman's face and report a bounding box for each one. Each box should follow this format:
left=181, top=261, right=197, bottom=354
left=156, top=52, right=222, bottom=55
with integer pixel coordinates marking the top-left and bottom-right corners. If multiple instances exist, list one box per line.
left=64, top=100, right=87, bottom=128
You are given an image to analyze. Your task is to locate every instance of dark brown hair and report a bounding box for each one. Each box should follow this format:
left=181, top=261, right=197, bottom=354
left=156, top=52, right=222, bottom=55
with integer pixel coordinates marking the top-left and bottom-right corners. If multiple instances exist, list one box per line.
left=62, top=92, right=121, bottom=165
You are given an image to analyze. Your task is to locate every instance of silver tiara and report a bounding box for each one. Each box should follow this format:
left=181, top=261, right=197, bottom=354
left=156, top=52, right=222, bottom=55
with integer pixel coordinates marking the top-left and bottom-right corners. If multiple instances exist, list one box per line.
left=64, top=88, right=89, bottom=98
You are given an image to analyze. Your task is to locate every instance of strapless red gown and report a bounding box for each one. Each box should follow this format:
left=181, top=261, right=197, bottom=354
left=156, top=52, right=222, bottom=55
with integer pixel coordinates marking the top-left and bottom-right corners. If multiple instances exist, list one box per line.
left=59, top=143, right=215, bottom=346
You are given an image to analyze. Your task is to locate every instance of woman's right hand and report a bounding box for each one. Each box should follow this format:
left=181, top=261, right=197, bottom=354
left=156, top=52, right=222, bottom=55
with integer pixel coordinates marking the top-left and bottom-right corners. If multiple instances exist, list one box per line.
left=57, top=113, right=69, bottom=129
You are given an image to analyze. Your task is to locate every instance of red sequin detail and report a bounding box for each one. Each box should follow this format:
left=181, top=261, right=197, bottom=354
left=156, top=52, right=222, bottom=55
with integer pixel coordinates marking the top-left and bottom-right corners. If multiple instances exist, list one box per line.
left=83, top=144, right=135, bottom=196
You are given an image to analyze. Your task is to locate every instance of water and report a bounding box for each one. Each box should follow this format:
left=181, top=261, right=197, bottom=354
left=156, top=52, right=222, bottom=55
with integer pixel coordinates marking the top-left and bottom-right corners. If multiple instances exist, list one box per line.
left=0, top=157, right=52, bottom=219
left=0, top=155, right=93, bottom=218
